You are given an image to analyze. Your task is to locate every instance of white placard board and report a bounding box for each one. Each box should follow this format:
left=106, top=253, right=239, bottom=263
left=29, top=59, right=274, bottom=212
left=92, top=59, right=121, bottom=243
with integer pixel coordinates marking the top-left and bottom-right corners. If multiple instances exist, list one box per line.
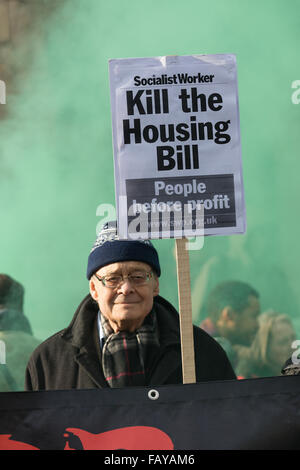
left=109, top=54, right=246, bottom=240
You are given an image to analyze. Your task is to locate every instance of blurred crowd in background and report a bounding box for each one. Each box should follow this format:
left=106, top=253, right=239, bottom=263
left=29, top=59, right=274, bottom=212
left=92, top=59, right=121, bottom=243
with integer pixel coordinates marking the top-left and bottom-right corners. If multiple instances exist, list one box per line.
left=199, top=280, right=299, bottom=379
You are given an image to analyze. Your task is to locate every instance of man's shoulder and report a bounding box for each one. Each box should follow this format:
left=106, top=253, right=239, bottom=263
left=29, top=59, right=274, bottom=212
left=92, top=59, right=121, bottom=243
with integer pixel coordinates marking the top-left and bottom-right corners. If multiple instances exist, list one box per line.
left=28, top=328, right=70, bottom=362
left=29, top=294, right=98, bottom=360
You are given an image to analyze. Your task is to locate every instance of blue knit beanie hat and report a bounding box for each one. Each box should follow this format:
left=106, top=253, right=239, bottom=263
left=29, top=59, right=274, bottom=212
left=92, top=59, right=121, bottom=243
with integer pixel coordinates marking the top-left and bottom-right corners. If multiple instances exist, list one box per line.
left=86, top=221, right=161, bottom=279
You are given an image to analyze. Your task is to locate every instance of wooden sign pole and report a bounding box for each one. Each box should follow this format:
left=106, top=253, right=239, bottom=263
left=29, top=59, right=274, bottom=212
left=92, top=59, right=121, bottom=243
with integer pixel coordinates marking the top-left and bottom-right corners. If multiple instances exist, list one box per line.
left=175, top=237, right=196, bottom=384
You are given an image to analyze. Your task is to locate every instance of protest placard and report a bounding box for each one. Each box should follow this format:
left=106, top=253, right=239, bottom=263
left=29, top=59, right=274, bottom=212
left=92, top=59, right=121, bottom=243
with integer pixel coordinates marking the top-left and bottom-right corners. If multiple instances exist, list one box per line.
left=109, top=54, right=246, bottom=383
left=109, top=54, right=246, bottom=240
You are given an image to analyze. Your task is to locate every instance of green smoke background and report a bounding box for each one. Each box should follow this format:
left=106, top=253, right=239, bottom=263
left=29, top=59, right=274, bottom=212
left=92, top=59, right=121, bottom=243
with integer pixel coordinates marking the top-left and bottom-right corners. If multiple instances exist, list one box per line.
left=1, top=0, right=300, bottom=342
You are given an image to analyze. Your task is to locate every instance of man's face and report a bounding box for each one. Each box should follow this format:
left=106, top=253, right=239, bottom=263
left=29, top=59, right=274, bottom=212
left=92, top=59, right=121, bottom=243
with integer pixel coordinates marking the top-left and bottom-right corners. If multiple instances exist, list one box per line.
left=232, top=295, right=260, bottom=346
left=89, top=261, right=159, bottom=333
left=218, top=294, right=260, bottom=346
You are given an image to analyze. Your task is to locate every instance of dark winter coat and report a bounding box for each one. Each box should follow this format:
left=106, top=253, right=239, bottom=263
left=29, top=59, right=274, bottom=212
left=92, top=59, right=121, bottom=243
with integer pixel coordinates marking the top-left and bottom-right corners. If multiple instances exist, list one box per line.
left=25, top=294, right=236, bottom=391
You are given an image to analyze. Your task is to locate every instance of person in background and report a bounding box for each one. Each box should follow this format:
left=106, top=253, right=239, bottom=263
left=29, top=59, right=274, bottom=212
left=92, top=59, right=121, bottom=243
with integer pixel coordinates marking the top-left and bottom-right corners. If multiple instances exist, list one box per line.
left=234, top=310, right=297, bottom=379
left=281, top=356, right=300, bottom=376
left=0, top=274, right=32, bottom=334
left=25, top=222, right=236, bottom=391
left=200, top=280, right=260, bottom=349
left=0, top=274, right=40, bottom=391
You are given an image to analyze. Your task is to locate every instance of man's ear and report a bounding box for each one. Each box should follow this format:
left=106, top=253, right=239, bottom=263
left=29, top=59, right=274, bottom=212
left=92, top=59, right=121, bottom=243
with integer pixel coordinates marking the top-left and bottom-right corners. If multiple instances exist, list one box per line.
left=218, top=306, right=236, bottom=327
left=153, top=276, right=160, bottom=297
left=89, top=278, right=98, bottom=301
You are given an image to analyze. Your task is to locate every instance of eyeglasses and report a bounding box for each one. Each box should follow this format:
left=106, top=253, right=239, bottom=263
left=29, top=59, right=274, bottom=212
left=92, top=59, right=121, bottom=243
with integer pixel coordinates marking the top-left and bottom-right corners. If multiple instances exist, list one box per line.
left=94, top=271, right=153, bottom=288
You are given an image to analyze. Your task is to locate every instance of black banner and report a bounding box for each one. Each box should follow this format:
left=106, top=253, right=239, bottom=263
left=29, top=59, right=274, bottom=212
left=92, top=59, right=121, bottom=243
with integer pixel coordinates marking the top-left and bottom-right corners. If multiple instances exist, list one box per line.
left=0, top=376, right=299, bottom=450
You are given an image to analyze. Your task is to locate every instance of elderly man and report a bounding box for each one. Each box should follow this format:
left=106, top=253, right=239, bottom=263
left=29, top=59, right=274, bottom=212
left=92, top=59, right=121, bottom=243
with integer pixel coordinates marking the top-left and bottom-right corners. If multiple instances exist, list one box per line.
left=25, top=223, right=236, bottom=390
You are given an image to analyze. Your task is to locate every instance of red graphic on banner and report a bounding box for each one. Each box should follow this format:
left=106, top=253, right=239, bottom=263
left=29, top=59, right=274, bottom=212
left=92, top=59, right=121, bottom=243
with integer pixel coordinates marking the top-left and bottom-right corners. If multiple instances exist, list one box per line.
left=0, top=426, right=173, bottom=450
left=0, top=434, right=39, bottom=450
left=64, top=426, right=174, bottom=450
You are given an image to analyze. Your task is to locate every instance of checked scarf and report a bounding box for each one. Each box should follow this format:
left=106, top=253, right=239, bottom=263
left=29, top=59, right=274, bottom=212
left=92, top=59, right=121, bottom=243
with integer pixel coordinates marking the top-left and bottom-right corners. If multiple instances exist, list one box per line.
left=100, top=309, right=160, bottom=388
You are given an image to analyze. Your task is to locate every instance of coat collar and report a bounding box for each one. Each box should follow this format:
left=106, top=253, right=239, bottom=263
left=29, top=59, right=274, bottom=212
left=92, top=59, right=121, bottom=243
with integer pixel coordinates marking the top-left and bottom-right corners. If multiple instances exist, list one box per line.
left=61, top=294, right=98, bottom=349
left=61, top=295, right=107, bottom=387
